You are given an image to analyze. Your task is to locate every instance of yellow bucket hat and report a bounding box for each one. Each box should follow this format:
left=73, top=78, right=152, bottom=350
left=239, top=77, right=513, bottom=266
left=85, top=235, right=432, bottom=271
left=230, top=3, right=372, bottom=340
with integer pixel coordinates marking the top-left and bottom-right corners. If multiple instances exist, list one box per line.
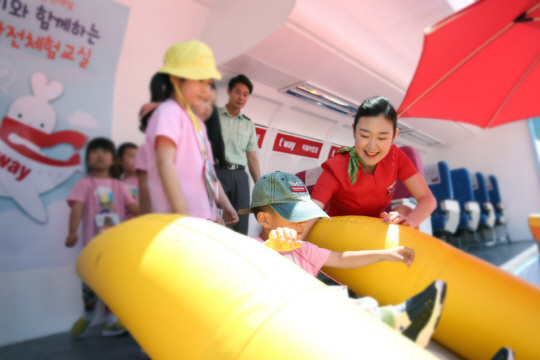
left=159, top=40, right=221, bottom=80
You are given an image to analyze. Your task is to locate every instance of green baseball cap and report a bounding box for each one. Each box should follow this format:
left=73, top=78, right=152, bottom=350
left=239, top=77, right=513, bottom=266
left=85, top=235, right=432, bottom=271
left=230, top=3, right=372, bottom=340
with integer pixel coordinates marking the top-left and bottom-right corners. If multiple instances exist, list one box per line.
left=239, top=171, right=329, bottom=222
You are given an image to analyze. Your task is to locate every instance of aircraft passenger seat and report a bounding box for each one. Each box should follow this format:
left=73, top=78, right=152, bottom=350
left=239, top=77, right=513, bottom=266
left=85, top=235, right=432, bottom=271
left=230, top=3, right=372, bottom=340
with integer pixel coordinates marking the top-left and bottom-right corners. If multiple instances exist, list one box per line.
left=487, top=175, right=511, bottom=243
left=471, top=172, right=496, bottom=245
left=450, top=168, right=481, bottom=248
left=424, top=161, right=460, bottom=241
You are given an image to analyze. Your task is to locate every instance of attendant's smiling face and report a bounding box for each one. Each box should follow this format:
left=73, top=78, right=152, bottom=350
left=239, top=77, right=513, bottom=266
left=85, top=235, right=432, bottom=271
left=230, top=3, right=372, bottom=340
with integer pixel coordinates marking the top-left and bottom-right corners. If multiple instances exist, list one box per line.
left=353, top=114, right=399, bottom=166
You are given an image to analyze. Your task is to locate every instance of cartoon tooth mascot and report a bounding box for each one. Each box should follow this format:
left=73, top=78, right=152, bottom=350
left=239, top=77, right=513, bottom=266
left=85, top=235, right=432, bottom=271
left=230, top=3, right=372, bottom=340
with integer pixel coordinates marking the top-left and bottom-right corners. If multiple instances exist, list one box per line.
left=0, top=72, right=86, bottom=223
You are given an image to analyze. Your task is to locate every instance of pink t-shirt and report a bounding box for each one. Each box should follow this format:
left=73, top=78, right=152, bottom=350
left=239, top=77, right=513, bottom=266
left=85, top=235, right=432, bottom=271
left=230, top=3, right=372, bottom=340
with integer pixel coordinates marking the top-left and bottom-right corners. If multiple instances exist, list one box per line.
left=144, top=99, right=216, bottom=220
left=120, top=177, right=138, bottom=219
left=254, top=236, right=331, bottom=277
left=67, top=177, right=135, bottom=246
left=134, top=142, right=148, bottom=173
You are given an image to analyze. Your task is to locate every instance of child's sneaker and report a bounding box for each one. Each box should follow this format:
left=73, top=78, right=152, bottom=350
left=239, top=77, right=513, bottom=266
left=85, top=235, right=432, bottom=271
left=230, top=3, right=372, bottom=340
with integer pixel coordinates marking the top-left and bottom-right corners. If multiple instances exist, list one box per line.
left=394, top=280, right=447, bottom=348
left=491, top=347, right=515, bottom=360
left=101, top=320, right=127, bottom=337
left=141, top=347, right=151, bottom=359
left=70, top=312, right=96, bottom=338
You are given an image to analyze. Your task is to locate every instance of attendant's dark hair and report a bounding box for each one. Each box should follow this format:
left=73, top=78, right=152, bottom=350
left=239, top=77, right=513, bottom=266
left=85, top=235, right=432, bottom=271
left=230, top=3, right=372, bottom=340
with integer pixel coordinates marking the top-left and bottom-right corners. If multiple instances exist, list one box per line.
left=228, top=74, right=253, bottom=94
left=85, top=137, right=116, bottom=174
left=353, top=96, right=398, bottom=135
left=205, top=105, right=230, bottom=168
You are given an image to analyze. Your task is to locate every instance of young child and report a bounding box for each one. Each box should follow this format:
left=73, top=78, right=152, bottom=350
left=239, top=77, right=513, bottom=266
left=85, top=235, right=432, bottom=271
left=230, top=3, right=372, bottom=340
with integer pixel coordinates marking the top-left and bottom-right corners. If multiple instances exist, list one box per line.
left=116, top=142, right=139, bottom=219
left=65, top=137, right=139, bottom=338
left=143, top=40, right=237, bottom=224
left=239, top=171, right=445, bottom=349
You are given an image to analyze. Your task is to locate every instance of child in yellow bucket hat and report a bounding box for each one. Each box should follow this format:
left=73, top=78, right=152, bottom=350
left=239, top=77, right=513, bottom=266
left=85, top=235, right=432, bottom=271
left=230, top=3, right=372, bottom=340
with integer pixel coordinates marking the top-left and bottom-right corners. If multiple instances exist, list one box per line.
left=142, top=40, right=238, bottom=225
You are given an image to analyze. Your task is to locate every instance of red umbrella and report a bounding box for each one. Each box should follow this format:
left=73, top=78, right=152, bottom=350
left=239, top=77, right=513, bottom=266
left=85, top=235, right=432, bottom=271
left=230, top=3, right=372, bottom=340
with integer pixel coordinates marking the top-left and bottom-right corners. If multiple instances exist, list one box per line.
left=397, top=0, right=540, bottom=128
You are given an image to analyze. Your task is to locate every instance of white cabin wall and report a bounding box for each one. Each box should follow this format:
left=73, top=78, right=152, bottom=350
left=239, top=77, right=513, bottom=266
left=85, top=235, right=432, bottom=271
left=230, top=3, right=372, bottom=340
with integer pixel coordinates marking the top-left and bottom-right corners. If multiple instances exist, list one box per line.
left=423, top=121, right=540, bottom=241
left=1, top=0, right=210, bottom=347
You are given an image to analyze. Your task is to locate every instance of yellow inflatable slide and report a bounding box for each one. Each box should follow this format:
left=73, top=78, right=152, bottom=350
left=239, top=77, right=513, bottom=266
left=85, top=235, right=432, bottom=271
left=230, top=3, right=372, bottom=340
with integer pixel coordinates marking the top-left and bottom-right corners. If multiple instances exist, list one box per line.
left=76, top=214, right=437, bottom=360
left=306, top=216, right=540, bottom=360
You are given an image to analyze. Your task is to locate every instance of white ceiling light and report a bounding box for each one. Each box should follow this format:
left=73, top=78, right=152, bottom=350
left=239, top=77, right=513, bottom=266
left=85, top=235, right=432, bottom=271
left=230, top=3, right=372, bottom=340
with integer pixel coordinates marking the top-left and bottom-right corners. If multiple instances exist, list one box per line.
left=280, top=82, right=359, bottom=117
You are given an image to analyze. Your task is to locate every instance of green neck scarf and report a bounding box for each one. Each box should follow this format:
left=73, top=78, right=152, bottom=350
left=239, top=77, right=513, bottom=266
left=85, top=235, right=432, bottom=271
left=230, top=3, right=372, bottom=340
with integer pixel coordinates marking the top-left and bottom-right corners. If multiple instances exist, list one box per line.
left=337, top=146, right=376, bottom=185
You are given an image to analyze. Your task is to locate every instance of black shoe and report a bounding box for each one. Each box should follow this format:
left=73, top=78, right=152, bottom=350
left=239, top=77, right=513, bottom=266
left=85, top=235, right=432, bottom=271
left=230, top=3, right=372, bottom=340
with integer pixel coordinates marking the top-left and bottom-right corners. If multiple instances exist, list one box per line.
left=491, top=347, right=515, bottom=360
left=401, top=280, right=446, bottom=347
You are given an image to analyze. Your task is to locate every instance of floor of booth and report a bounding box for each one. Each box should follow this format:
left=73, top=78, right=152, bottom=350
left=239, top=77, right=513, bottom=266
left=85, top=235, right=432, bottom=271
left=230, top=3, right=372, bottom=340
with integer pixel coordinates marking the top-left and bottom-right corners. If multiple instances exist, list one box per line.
left=1, top=239, right=537, bottom=360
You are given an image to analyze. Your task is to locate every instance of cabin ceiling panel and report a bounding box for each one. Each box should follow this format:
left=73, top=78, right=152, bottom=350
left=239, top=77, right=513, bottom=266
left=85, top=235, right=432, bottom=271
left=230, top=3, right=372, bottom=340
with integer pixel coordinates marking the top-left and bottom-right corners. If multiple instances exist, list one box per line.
left=242, top=24, right=405, bottom=107
left=192, top=0, right=216, bottom=7
left=288, top=0, right=454, bottom=90
left=219, top=55, right=303, bottom=90
left=278, top=106, right=337, bottom=141
left=327, top=0, right=454, bottom=66
left=200, top=0, right=295, bottom=65
left=400, top=117, right=479, bottom=147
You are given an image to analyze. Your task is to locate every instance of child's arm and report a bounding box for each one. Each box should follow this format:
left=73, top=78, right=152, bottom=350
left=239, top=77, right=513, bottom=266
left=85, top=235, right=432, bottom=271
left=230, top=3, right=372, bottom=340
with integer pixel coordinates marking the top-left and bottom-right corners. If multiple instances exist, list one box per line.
left=324, top=246, right=415, bottom=269
left=65, top=201, right=83, bottom=247
left=216, top=181, right=238, bottom=225
left=215, top=212, right=225, bottom=225
left=137, top=171, right=151, bottom=215
left=156, top=136, right=189, bottom=214
left=127, top=202, right=140, bottom=217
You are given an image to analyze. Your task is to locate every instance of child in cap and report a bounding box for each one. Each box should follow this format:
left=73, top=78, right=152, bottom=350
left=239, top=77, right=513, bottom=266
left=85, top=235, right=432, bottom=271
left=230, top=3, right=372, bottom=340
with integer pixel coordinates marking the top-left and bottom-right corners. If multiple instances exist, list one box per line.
left=143, top=40, right=237, bottom=224
left=240, top=171, right=446, bottom=348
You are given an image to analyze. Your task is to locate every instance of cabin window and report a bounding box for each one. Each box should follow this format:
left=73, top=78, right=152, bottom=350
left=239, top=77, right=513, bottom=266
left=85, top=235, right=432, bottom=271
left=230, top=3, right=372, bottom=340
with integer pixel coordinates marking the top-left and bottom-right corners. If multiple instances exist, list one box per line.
left=528, top=118, right=540, bottom=178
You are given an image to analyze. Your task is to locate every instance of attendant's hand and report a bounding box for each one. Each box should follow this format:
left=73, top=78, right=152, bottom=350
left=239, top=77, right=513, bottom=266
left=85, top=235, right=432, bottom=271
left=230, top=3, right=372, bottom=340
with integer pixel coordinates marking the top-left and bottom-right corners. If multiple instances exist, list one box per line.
left=222, top=205, right=239, bottom=226
left=382, top=246, right=415, bottom=267
left=380, top=211, right=414, bottom=227
left=265, top=227, right=303, bottom=252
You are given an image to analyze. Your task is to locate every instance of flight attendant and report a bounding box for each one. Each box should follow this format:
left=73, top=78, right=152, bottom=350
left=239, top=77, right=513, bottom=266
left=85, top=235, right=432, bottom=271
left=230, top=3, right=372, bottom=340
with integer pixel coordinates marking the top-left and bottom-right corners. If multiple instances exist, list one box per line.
left=311, top=96, right=436, bottom=228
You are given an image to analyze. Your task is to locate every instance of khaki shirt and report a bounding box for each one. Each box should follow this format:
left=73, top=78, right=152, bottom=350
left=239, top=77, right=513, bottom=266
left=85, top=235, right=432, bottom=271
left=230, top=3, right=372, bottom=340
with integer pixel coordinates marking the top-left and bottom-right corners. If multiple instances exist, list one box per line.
left=218, top=106, right=258, bottom=166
